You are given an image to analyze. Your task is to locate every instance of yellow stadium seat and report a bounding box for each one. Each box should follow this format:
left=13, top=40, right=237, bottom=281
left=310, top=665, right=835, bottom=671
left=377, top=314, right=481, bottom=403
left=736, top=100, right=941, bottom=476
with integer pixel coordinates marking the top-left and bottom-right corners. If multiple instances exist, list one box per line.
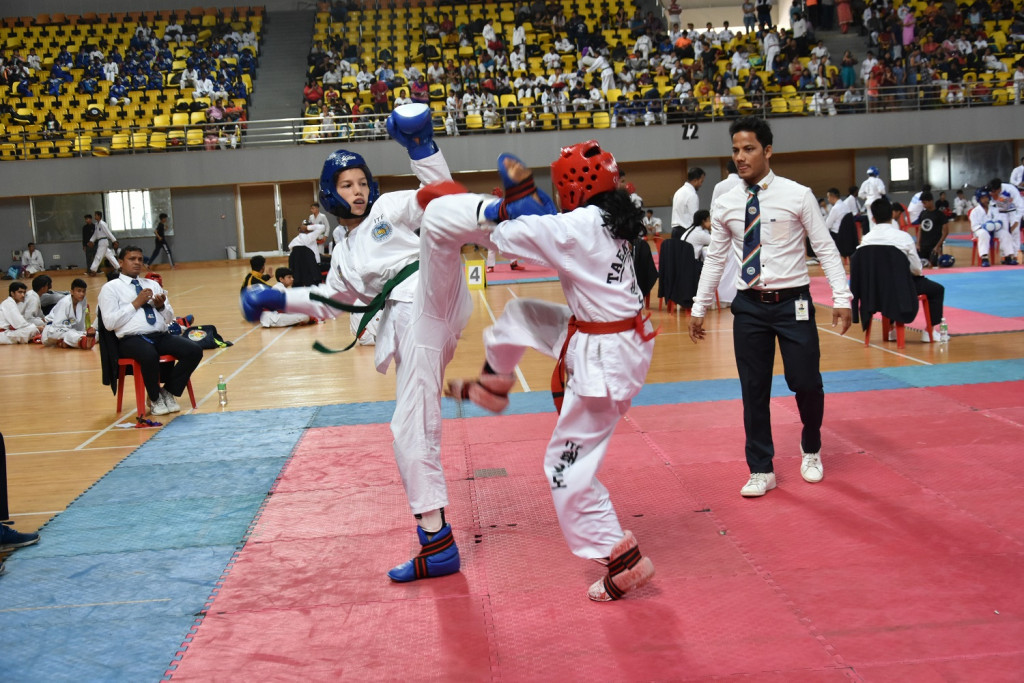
left=72, top=134, right=92, bottom=154
left=171, top=112, right=190, bottom=127
left=190, top=111, right=207, bottom=125
left=149, top=131, right=168, bottom=150
left=110, top=133, right=130, bottom=152
left=465, top=114, right=483, bottom=131
left=185, top=128, right=204, bottom=147
left=593, top=111, right=611, bottom=128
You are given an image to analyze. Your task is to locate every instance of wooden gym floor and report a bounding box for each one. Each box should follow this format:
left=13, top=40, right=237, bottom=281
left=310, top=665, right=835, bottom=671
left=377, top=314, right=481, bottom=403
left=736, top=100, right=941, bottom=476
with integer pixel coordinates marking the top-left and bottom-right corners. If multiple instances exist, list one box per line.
left=1, top=237, right=1022, bottom=541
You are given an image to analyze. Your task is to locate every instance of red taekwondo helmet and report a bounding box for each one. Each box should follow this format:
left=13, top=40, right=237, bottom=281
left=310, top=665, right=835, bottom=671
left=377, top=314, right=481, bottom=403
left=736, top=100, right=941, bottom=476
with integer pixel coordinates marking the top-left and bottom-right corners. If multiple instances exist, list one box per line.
left=550, top=140, right=620, bottom=212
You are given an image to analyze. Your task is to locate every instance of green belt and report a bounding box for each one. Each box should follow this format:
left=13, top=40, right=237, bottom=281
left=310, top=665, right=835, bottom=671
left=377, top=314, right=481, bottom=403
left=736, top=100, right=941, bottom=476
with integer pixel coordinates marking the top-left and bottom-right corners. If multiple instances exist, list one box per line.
left=311, top=260, right=419, bottom=354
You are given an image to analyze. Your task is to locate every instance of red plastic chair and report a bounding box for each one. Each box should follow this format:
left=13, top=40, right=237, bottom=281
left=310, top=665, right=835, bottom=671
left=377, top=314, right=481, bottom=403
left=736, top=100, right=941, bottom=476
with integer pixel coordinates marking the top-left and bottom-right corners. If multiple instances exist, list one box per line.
left=116, top=355, right=197, bottom=417
left=863, top=294, right=933, bottom=349
left=970, top=235, right=998, bottom=266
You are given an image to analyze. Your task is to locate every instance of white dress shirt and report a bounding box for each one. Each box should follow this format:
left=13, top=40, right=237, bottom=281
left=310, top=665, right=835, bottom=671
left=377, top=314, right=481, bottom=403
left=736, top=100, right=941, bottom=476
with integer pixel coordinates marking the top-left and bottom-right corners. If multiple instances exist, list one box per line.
left=680, top=225, right=712, bottom=260
left=824, top=198, right=852, bottom=233
left=671, top=181, right=700, bottom=229
left=711, top=173, right=743, bottom=206
left=858, top=221, right=921, bottom=274
left=98, top=273, right=175, bottom=338
left=1010, top=164, right=1024, bottom=189
left=693, top=170, right=852, bottom=318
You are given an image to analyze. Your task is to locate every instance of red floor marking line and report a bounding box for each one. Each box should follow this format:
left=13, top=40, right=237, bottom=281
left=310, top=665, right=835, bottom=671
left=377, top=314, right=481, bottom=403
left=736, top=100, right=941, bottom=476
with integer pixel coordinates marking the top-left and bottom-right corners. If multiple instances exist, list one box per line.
left=620, top=411, right=859, bottom=677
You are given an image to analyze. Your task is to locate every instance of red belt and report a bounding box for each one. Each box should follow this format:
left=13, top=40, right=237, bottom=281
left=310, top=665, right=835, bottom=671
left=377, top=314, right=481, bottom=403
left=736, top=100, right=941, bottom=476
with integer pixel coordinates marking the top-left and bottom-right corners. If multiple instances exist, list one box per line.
left=550, top=312, right=659, bottom=413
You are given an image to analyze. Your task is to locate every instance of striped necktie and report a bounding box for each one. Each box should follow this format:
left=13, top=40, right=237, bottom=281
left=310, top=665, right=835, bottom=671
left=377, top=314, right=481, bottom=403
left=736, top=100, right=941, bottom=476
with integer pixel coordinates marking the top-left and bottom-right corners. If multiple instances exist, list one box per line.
left=741, top=185, right=762, bottom=286
left=131, top=279, right=157, bottom=324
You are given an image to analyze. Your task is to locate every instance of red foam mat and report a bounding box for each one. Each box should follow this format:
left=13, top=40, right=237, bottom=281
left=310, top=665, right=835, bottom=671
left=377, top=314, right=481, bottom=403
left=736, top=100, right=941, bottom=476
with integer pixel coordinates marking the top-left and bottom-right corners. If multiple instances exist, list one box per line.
left=169, top=382, right=1024, bottom=681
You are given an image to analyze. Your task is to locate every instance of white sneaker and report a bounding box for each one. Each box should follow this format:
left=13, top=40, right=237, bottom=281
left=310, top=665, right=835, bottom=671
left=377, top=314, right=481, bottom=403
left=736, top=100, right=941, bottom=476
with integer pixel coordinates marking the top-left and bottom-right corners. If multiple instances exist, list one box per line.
left=740, top=472, right=777, bottom=497
left=800, top=450, right=824, bottom=483
left=921, top=330, right=932, bottom=343
left=887, top=329, right=897, bottom=342
left=149, top=394, right=170, bottom=416
left=161, top=389, right=181, bottom=413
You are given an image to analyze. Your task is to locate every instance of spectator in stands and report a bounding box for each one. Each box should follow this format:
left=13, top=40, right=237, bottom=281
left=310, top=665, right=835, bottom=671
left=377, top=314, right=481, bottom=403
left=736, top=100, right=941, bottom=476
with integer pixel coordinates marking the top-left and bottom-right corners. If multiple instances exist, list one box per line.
left=370, top=79, right=391, bottom=114
left=180, top=64, right=198, bottom=90
left=41, top=111, right=62, bottom=139
left=757, top=0, right=774, bottom=30
left=304, top=77, right=323, bottom=107
left=109, top=77, right=131, bottom=106
left=742, top=0, right=757, bottom=33
left=393, top=88, right=412, bottom=108
left=355, top=63, right=374, bottom=91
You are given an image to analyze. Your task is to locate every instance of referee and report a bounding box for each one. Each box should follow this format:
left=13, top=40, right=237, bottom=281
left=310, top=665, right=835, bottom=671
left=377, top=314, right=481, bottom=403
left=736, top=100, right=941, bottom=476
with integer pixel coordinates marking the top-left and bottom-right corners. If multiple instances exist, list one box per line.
left=688, top=117, right=852, bottom=498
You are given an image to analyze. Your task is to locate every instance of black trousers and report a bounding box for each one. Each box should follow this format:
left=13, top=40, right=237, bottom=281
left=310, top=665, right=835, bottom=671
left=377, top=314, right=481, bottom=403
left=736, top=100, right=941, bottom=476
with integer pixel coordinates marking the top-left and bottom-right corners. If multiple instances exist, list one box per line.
left=118, top=333, right=203, bottom=401
left=913, top=275, right=944, bottom=326
left=1, top=432, right=8, bottom=521
left=149, top=240, right=174, bottom=267
left=732, top=291, right=824, bottom=474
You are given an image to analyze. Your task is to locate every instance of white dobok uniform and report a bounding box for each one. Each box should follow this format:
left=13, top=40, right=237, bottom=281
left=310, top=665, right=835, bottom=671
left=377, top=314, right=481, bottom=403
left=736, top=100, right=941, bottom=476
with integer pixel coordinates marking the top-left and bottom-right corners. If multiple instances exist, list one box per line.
left=280, top=151, right=451, bottom=515
left=42, top=294, right=89, bottom=347
left=970, top=203, right=1013, bottom=259
left=0, top=296, right=37, bottom=344
left=89, top=220, right=120, bottom=271
left=415, top=193, right=655, bottom=559
left=858, top=175, right=886, bottom=227
left=991, top=183, right=1024, bottom=253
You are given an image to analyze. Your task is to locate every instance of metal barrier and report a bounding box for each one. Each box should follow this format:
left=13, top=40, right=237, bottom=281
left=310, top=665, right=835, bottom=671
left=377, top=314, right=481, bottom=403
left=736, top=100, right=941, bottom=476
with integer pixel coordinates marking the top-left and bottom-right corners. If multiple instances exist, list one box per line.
left=3, top=81, right=1019, bottom=159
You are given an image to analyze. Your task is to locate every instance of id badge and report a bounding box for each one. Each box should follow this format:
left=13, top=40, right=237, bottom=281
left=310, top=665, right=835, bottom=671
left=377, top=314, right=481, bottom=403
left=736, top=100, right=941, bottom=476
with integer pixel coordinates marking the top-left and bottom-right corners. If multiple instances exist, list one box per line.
left=795, top=298, right=809, bottom=321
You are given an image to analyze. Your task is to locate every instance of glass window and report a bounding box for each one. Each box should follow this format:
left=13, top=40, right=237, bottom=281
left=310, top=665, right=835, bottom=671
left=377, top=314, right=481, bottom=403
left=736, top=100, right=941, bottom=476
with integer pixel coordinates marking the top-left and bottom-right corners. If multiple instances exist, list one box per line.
left=32, top=189, right=173, bottom=241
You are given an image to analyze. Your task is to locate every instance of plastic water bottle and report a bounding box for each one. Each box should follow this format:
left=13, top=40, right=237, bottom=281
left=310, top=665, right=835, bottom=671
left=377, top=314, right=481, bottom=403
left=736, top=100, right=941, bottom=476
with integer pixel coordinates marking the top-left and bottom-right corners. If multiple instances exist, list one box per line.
left=939, top=318, right=949, bottom=344
left=218, top=375, right=228, bottom=406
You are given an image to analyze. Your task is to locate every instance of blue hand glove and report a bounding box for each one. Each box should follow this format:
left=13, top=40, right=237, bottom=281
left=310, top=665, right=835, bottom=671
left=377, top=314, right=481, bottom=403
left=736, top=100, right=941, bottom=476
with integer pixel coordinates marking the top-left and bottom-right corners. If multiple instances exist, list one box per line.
left=496, top=152, right=527, bottom=190
left=387, top=103, right=437, bottom=160
left=241, top=284, right=285, bottom=322
left=483, top=186, right=557, bottom=222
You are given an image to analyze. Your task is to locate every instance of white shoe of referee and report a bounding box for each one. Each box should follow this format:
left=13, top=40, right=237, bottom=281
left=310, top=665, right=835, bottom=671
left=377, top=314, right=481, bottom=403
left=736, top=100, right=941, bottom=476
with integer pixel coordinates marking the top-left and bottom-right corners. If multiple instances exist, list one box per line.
left=740, top=472, right=776, bottom=497
left=800, top=448, right=824, bottom=483
left=149, top=393, right=170, bottom=416
left=160, top=388, right=181, bottom=413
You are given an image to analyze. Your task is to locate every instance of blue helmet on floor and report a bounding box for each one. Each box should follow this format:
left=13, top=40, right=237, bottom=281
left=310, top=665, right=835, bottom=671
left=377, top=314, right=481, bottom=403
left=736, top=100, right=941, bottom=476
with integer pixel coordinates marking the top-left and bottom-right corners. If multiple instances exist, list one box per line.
left=938, top=254, right=955, bottom=268
left=319, top=149, right=380, bottom=219
left=866, top=166, right=879, bottom=177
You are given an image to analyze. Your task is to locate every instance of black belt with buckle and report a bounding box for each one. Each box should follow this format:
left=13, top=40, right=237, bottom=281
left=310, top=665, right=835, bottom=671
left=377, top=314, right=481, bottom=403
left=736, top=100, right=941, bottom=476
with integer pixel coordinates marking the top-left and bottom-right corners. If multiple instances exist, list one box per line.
left=739, top=285, right=810, bottom=304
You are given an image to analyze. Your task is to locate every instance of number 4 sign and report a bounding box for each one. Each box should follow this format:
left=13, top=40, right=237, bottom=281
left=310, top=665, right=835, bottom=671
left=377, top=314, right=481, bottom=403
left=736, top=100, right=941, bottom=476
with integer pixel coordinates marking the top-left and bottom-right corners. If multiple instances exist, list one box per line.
left=466, top=259, right=486, bottom=289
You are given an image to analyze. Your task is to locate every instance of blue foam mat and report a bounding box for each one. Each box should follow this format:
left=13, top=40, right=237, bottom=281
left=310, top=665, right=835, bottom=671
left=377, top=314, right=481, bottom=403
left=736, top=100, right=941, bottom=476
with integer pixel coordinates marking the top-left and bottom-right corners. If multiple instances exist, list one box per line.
left=3, top=360, right=1024, bottom=681
left=928, top=269, right=1024, bottom=318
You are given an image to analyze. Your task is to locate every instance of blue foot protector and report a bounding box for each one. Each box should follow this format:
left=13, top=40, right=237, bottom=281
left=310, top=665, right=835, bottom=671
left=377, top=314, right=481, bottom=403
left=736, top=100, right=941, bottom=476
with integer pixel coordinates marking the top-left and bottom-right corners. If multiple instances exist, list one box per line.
left=387, top=523, right=461, bottom=582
